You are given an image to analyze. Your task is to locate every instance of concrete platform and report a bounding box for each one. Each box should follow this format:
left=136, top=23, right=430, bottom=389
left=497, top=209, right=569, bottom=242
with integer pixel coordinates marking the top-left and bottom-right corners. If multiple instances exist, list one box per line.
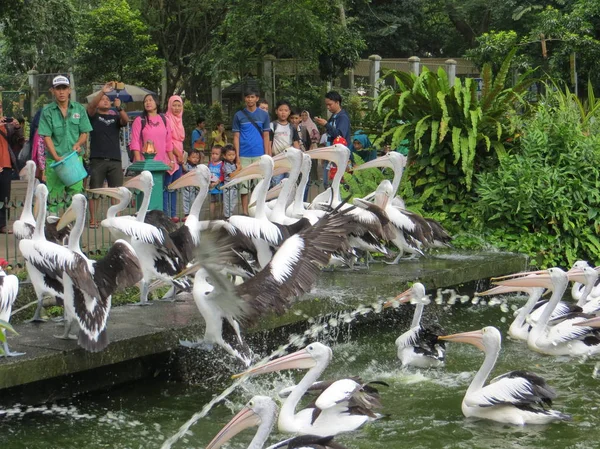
left=0, top=250, right=527, bottom=403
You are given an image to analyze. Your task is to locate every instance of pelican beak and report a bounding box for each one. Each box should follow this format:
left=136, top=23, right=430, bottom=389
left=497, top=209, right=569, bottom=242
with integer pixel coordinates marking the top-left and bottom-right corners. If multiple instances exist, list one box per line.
left=174, top=263, right=201, bottom=280
left=491, top=270, right=553, bottom=289
left=124, top=173, right=146, bottom=191
left=264, top=182, right=284, bottom=203
left=353, top=156, right=392, bottom=171
left=222, top=162, right=263, bottom=189
left=475, top=285, right=530, bottom=296
left=57, top=205, right=77, bottom=231
left=168, top=170, right=201, bottom=190
left=205, top=405, right=261, bottom=449
left=87, top=187, right=124, bottom=200
left=352, top=197, right=372, bottom=210
left=575, top=316, right=600, bottom=328
left=439, top=329, right=485, bottom=351
left=491, top=270, right=546, bottom=282
left=232, top=347, right=317, bottom=379
left=307, top=145, right=341, bottom=162
left=383, top=287, right=413, bottom=309
left=566, top=268, right=587, bottom=283
left=273, top=156, right=292, bottom=174
left=33, top=197, right=40, bottom=219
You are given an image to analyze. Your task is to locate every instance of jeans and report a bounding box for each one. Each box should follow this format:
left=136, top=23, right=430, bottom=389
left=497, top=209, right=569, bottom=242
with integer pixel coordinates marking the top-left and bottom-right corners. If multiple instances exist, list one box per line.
left=271, top=172, right=288, bottom=188
left=163, top=167, right=182, bottom=217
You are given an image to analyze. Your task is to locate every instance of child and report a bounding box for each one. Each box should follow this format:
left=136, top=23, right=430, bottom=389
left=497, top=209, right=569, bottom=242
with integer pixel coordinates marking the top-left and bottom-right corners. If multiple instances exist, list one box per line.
left=270, top=100, right=300, bottom=186
left=208, top=145, right=224, bottom=219
left=191, top=117, right=206, bottom=164
left=221, top=144, right=239, bottom=218
left=183, top=149, right=201, bottom=217
left=211, top=122, right=227, bottom=147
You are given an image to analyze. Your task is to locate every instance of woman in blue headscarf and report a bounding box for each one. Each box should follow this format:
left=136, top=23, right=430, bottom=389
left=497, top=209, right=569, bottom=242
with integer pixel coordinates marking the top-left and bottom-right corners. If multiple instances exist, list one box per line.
left=352, top=131, right=377, bottom=162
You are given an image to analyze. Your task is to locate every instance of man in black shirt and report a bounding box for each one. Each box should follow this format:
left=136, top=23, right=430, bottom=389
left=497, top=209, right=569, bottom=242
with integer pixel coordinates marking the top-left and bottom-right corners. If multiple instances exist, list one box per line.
left=86, top=82, right=129, bottom=227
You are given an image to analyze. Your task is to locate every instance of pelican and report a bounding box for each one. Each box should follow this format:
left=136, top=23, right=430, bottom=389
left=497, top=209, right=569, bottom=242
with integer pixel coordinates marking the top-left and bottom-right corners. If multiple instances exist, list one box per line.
left=234, top=342, right=383, bottom=436
left=384, top=282, right=445, bottom=368
left=179, top=206, right=357, bottom=364
left=353, top=151, right=407, bottom=207
left=497, top=267, right=600, bottom=356
left=287, top=153, right=312, bottom=219
left=13, top=160, right=70, bottom=243
left=440, top=326, right=571, bottom=425
left=19, top=184, right=68, bottom=323
left=92, top=171, right=186, bottom=305
left=206, top=395, right=348, bottom=449
left=55, top=194, right=143, bottom=350
left=476, top=284, right=545, bottom=341
left=0, top=259, right=22, bottom=356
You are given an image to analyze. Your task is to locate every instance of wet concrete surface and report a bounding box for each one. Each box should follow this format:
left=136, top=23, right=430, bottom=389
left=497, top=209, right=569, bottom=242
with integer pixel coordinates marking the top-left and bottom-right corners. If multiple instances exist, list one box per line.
left=0, top=250, right=527, bottom=402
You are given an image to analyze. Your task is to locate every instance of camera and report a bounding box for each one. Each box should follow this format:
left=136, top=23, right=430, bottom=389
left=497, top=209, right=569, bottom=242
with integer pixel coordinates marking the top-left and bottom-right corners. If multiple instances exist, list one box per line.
left=3, top=117, right=13, bottom=123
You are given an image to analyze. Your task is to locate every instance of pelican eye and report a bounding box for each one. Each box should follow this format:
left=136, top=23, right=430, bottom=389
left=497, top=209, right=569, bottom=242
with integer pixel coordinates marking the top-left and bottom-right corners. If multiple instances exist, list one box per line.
left=307, top=345, right=313, bottom=351
left=204, top=290, right=211, bottom=295
left=248, top=401, right=254, bottom=407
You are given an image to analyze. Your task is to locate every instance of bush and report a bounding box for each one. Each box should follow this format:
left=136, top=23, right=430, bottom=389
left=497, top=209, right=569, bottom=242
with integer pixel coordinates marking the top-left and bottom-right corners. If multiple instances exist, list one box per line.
left=474, top=85, right=600, bottom=267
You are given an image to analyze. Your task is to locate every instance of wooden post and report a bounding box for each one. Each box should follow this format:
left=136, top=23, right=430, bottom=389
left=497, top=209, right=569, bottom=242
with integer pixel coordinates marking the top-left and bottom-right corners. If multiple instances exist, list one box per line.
left=445, top=59, right=457, bottom=87
left=369, top=54, right=382, bottom=99
left=408, top=56, right=421, bottom=76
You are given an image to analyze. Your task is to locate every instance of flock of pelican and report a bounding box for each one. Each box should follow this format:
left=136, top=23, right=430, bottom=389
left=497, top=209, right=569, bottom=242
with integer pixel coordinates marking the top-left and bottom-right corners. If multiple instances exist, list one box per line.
left=5, top=145, right=596, bottom=447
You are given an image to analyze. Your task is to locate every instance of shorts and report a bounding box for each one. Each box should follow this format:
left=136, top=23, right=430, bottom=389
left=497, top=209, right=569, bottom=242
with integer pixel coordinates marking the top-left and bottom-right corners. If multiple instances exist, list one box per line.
left=239, top=156, right=261, bottom=195
left=210, top=193, right=222, bottom=203
left=89, top=159, right=123, bottom=196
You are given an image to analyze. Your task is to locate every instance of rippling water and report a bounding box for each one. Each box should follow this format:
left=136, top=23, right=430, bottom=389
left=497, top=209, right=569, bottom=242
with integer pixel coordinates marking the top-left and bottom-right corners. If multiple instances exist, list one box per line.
left=2, top=294, right=599, bottom=449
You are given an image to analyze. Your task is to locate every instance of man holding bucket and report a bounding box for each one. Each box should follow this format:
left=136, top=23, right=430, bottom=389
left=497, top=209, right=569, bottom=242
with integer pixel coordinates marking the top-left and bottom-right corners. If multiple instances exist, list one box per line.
left=38, top=75, right=92, bottom=211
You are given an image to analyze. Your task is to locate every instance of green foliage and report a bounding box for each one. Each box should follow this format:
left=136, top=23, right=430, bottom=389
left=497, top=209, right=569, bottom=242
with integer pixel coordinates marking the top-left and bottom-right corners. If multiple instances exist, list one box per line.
left=474, top=84, right=600, bottom=267
left=0, top=319, right=17, bottom=355
left=76, top=0, right=162, bottom=90
left=371, top=50, right=535, bottom=221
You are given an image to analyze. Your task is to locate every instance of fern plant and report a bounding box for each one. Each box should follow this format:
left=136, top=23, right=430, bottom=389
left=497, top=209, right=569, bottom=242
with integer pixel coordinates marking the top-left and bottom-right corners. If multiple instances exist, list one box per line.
left=371, top=49, right=536, bottom=218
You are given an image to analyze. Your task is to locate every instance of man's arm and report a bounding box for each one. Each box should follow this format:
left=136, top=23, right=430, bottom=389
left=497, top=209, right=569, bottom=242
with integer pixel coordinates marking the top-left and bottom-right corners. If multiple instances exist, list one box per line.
left=73, top=133, right=88, bottom=155
left=233, top=132, right=241, bottom=169
left=43, top=136, right=62, bottom=161
left=87, top=82, right=114, bottom=116
left=263, top=130, right=271, bottom=156
left=335, top=113, right=351, bottom=142
left=114, top=98, right=129, bottom=126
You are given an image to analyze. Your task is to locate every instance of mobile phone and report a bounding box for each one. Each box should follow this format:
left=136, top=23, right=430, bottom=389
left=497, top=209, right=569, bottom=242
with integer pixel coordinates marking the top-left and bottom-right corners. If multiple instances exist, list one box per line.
left=3, top=117, right=13, bottom=123
left=116, top=82, right=125, bottom=90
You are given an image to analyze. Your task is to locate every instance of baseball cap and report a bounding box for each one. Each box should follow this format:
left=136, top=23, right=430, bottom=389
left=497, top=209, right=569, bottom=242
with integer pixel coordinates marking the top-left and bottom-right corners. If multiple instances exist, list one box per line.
left=52, top=75, right=70, bottom=88
left=333, top=136, right=348, bottom=146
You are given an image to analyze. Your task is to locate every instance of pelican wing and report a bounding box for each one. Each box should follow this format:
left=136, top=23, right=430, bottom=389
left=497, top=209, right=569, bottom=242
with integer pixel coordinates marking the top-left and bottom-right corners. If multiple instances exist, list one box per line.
left=227, top=215, right=282, bottom=245
left=143, top=209, right=178, bottom=233
left=467, top=371, right=556, bottom=408
left=102, top=217, right=166, bottom=246
left=395, top=326, right=421, bottom=349
left=546, top=314, right=599, bottom=344
left=93, top=240, right=143, bottom=299
left=169, top=225, right=197, bottom=266
left=236, top=208, right=356, bottom=324
left=279, top=435, right=348, bottom=449
left=0, top=274, right=19, bottom=316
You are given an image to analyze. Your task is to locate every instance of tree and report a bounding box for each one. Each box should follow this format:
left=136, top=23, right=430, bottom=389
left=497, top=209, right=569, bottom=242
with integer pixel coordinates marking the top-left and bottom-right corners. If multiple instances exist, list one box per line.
left=0, top=0, right=77, bottom=74
left=76, top=0, right=162, bottom=90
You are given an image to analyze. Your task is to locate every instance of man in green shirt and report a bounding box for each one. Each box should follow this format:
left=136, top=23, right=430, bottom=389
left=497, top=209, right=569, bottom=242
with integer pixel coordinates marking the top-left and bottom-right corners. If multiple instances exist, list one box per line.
left=38, top=75, right=93, bottom=211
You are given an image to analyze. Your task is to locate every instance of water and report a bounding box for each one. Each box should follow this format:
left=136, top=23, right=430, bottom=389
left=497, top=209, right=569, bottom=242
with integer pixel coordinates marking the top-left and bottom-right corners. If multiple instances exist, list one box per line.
left=2, top=294, right=600, bottom=449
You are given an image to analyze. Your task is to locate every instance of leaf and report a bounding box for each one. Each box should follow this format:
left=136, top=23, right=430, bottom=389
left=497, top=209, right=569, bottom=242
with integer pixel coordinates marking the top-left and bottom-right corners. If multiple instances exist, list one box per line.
left=451, top=127, right=462, bottom=164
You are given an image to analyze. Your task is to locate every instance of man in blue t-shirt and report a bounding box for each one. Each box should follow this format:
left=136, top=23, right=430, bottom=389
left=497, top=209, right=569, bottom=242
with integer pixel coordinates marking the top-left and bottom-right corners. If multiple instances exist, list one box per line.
left=232, top=88, right=271, bottom=215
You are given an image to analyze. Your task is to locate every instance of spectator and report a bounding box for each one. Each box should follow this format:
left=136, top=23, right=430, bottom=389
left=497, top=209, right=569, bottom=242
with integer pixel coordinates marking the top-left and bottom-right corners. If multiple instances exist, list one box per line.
left=0, top=116, right=22, bottom=233
left=38, top=75, right=93, bottom=211
left=191, top=117, right=207, bottom=164
left=232, top=88, right=271, bottom=215
left=270, top=100, right=300, bottom=186
left=257, top=99, right=269, bottom=113
left=221, top=144, right=238, bottom=218
left=211, top=122, right=227, bottom=147
left=86, top=82, right=129, bottom=228
left=164, top=95, right=185, bottom=221
left=314, top=91, right=351, bottom=186
left=300, top=110, right=320, bottom=151
left=129, top=94, right=176, bottom=215
left=352, top=131, right=377, bottom=162
left=182, top=149, right=201, bottom=218
left=207, top=145, right=224, bottom=219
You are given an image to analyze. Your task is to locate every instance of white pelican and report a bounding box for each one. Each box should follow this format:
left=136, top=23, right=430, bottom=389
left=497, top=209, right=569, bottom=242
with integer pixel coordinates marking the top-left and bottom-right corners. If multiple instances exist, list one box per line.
left=497, top=268, right=600, bottom=356
left=93, top=172, right=186, bottom=305
left=205, top=395, right=349, bottom=449
left=353, top=151, right=407, bottom=207
left=384, top=282, right=445, bottom=368
left=55, top=194, right=143, bottom=350
left=440, top=326, right=571, bottom=425
left=179, top=206, right=357, bottom=364
left=476, top=284, right=545, bottom=341
left=287, top=153, right=312, bottom=219
left=0, top=259, right=22, bottom=356
left=19, top=184, right=68, bottom=322
left=13, top=160, right=70, bottom=243
left=233, top=342, right=383, bottom=436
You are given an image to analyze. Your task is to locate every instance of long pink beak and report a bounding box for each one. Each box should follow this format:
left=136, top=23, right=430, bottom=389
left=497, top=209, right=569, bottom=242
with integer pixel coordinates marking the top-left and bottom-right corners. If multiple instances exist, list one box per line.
left=232, top=347, right=316, bottom=379
left=205, top=405, right=261, bottom=449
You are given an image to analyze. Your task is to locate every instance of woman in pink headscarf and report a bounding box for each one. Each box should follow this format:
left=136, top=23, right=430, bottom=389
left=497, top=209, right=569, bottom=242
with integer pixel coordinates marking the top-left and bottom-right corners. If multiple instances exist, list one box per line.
left=164, top=95, right=185, bottom=221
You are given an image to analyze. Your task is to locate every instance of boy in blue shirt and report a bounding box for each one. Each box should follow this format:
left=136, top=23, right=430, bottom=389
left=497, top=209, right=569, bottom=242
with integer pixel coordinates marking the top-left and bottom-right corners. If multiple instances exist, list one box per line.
left=232, top=88, right=271, bottom=215
left=208, top=145, right=224, bottom=219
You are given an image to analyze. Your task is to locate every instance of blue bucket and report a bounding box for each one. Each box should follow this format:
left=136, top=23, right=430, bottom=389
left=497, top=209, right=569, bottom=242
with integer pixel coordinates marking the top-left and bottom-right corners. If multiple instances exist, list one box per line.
left=49, top=152, right=88, bottom=187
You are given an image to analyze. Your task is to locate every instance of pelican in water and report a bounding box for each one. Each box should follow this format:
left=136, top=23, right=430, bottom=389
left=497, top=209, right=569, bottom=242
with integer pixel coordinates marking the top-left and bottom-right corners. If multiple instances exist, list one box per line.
left=206, top=395, right=349, bottom=449
left=234, top=342, right=384, bottom=436
left=496, top=267, right=600, bottom=356
left=440, top=326, right=571, bottom=425
left=384, top=282, right=445, bottom=368
left=0, top=259, right=22, bottom=356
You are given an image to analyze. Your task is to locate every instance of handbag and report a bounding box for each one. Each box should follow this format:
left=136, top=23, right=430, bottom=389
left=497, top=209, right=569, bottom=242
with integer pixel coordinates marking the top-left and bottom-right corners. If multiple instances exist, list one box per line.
left=17, top=141, right=32, bottom=169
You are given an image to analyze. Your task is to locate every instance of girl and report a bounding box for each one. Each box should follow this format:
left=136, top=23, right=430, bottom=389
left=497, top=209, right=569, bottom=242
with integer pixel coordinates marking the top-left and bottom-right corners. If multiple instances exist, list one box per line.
left=211, top=122, right=227, bottom=147
left=164, top=95, right=185, bottom=221
left=270, top=100, right=300, bottom=186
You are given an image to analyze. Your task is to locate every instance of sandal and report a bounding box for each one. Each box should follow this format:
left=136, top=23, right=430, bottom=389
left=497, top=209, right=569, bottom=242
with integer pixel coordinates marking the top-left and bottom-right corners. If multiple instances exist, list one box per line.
left=89, top=222, right=99, bottom=229
left=0, top=227, right=12, bottom=234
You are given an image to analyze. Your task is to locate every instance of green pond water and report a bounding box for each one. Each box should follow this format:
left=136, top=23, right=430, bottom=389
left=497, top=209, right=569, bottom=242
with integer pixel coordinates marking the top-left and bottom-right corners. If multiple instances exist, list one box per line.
left=1, top=294, right=600, bottom=449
